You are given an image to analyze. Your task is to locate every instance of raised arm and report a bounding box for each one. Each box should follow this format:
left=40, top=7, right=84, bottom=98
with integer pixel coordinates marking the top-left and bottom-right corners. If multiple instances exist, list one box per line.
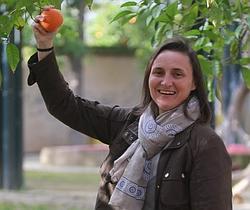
left=29, top=12, right=131, bottom=145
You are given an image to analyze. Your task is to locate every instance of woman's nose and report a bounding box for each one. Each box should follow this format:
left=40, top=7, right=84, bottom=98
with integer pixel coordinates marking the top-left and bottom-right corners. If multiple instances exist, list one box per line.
left=161, top=75, right=173, bottom=86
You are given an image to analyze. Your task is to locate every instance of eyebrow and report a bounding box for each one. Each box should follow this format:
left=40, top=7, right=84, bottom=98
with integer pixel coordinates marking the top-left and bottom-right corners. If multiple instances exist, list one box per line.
left=172, top=68, right=185, bottom=72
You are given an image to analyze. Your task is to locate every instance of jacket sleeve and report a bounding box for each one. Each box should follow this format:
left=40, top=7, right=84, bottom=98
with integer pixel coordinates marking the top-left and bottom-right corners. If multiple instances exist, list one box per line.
left=189, top=127, right=232, bottom=210
left=27, top=52, right=130, bottom=145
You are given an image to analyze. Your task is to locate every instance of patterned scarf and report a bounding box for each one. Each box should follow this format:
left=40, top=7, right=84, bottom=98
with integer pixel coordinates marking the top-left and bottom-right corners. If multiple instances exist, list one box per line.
left=109, top=97, right=200, bottom=210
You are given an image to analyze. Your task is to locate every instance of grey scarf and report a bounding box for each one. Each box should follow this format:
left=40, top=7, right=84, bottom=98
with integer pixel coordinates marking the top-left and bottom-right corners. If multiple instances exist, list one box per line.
left=109, top=97, right=200, bottom=210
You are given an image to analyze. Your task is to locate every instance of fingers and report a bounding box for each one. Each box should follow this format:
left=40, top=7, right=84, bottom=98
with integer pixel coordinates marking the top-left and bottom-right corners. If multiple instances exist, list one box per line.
left=32, top=21, right=48, bottom=35
left=34, top=15, right=44, bottom=23
left=32, top=15, right=52, bottom=35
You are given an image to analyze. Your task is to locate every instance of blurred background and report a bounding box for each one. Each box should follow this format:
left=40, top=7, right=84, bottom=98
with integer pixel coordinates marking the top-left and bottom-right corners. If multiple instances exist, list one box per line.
left=1, top=0, right=250, bottom=209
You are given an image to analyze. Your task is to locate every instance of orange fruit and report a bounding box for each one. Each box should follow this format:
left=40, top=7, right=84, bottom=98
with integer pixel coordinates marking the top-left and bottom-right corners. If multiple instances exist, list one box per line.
left=40, top=8, right=63, bottom=32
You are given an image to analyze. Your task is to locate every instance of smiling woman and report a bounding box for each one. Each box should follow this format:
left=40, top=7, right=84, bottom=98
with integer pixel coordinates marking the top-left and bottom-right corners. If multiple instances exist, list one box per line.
left=149, top=50, right=196, bottom=114
left=27, top=16, right=232, bottom=209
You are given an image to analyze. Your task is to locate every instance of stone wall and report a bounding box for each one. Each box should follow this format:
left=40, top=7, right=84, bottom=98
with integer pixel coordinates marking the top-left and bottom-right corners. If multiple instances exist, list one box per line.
left=23, top=52, right=143, bottom=153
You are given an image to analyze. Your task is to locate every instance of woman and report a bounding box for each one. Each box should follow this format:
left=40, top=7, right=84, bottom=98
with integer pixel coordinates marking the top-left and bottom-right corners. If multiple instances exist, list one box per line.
left=28, top=15, right=232, bottom=210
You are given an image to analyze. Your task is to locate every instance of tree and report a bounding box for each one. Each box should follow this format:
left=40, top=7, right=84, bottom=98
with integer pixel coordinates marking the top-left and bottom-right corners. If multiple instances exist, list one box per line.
left=0, top=0, right=60, bottom=82
left=56, top=0, right=86, bottom=95
left=1, top=0, right=250, bottom=95
left=0, top=0, right=93, bottom=83
left=111, top=0, right=250, bottom=99
left=85, top=0, right=155, bottom=67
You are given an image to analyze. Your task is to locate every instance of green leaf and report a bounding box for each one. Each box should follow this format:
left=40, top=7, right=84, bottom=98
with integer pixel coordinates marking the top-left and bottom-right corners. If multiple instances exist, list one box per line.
left=111, top=10, right=134, bottom=23
left=235, top=0, right=243, bottom=16
left=54, top=0, right=63, bottom=9
left=154, top=0, right=161, bottom=3
left=14, top=16, right=26, bottom=30
left=118, top=13, right=137, bottom=25
left=234, top=24, right=243, bottom=39
left=230, top=39, right=240, bottom=61
left=121, top=1, right=137, bottom=7
left=6, top=43, right=20, bottom=72
left=183, top=29, right=201, bottom=38
left=85, top=0, right=93, bottom=9
left=182, top=0, right=193, bottom=8
left=0, top=15, right=14, bottom=38
left=42, top=0, right=62, bottom=9
left=155, top=2, right=177, bottom=23
left=156, top=13, right=171, bottom=23
left=215, top=78, right=222, bottom=102
left=213, top=60, right=221, bottom=78
left=151, top=35, right=156, bottom=47
left=222, top=0, right=230, bottom=6
left=152, top=4, right=163, bottom=19
left=242, top=66, right=250, bottom=88
left=140, top=0, right=149, bottom=5
left=164, top=1, right=178, bottom=20
left=207, top=77, right=215, bottom=102
left=209, top=2, right=223, bottom=25
left=16, top=0, right=33, bottom=9
left=154, top=24, right=168, bottom=44
left=194, top=37, right=205, bottom=50
left=199, top=36, right=213, bottom=51
left=138, top=7, right=146, bottom=15
left=182, top=3, right=198, bottom=27
left=239, top=57, right=250, bottom=65
left=198, top=55, right=213, bottom=77
left=146, top=15, right=154, bottom=27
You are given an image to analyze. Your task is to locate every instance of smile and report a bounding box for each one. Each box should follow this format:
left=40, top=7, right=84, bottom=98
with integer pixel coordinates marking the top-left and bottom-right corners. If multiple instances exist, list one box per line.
left=158, top=90, right=176, bottom=95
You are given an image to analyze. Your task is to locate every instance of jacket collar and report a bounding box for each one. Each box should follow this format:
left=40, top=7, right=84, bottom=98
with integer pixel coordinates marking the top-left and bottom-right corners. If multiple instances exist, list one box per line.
left=167, top=123, right=194, bottom=149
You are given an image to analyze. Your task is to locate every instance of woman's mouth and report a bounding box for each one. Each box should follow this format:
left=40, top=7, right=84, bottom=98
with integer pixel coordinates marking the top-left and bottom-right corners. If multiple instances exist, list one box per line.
left=158, top=90, right=176, bottom=95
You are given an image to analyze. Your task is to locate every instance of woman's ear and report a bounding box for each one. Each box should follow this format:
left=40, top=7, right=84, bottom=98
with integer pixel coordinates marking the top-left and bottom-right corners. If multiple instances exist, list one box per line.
left=191, top=81, right=196, bottom=91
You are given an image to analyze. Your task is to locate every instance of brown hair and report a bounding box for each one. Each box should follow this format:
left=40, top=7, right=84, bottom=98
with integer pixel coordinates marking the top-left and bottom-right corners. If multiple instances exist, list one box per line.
left=134, top=36, right=211, bottom=124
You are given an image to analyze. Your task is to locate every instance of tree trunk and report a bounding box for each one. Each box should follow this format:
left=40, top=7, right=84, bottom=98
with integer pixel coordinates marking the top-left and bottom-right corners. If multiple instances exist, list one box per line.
left=68, top=55, right=83, bottom=95
left=67, top=0, right=89, bottom=144
left=68, top=0, right=85, bottom=95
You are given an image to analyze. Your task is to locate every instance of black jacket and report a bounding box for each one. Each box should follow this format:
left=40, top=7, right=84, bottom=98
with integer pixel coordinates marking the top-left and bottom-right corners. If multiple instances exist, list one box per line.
left=28, top=52, right=232, bottom=210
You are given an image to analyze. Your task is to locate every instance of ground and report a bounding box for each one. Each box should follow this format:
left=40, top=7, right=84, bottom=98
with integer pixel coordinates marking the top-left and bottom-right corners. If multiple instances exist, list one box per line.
left=1, top=154, right=250, bottom=210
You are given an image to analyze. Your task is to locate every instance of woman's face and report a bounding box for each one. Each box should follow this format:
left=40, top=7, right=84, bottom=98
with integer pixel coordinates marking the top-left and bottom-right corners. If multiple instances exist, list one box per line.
left=149, top=50, right=196, bottom=114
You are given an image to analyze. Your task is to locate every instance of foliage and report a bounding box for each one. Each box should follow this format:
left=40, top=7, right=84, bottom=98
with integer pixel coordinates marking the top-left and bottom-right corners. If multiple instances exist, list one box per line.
left=0, top=0, right=62, bottom=80
left=0, top=0, right=62, bottom=38
left=1, top=0, right=250, bottom=96
left=111, top=0, right=250, bottom=98
left=20, top=3, right=85, bottom=58
left=85, top=0, right=154, bottom=66
left=53, top=11, right=85, bottom=57
left=86, top=2, right=129, bottom=47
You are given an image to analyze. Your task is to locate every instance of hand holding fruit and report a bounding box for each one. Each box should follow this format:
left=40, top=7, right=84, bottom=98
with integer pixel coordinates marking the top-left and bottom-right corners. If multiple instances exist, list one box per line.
left=39, top=7, right=63, bottom=32
left=32, top=6, right=63, bottom=60
left=32, top=7, right=63, bottom=47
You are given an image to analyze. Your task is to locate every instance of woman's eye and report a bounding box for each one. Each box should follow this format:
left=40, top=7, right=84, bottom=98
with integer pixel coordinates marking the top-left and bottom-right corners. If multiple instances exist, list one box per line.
left=174, top=71, right=183, bottom=78
left=152, top=69, right=163, bottom=75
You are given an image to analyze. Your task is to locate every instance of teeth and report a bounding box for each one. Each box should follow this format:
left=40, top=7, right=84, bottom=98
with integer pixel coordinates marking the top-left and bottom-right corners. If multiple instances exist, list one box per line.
left=159, top=90, right=175, bottom=95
